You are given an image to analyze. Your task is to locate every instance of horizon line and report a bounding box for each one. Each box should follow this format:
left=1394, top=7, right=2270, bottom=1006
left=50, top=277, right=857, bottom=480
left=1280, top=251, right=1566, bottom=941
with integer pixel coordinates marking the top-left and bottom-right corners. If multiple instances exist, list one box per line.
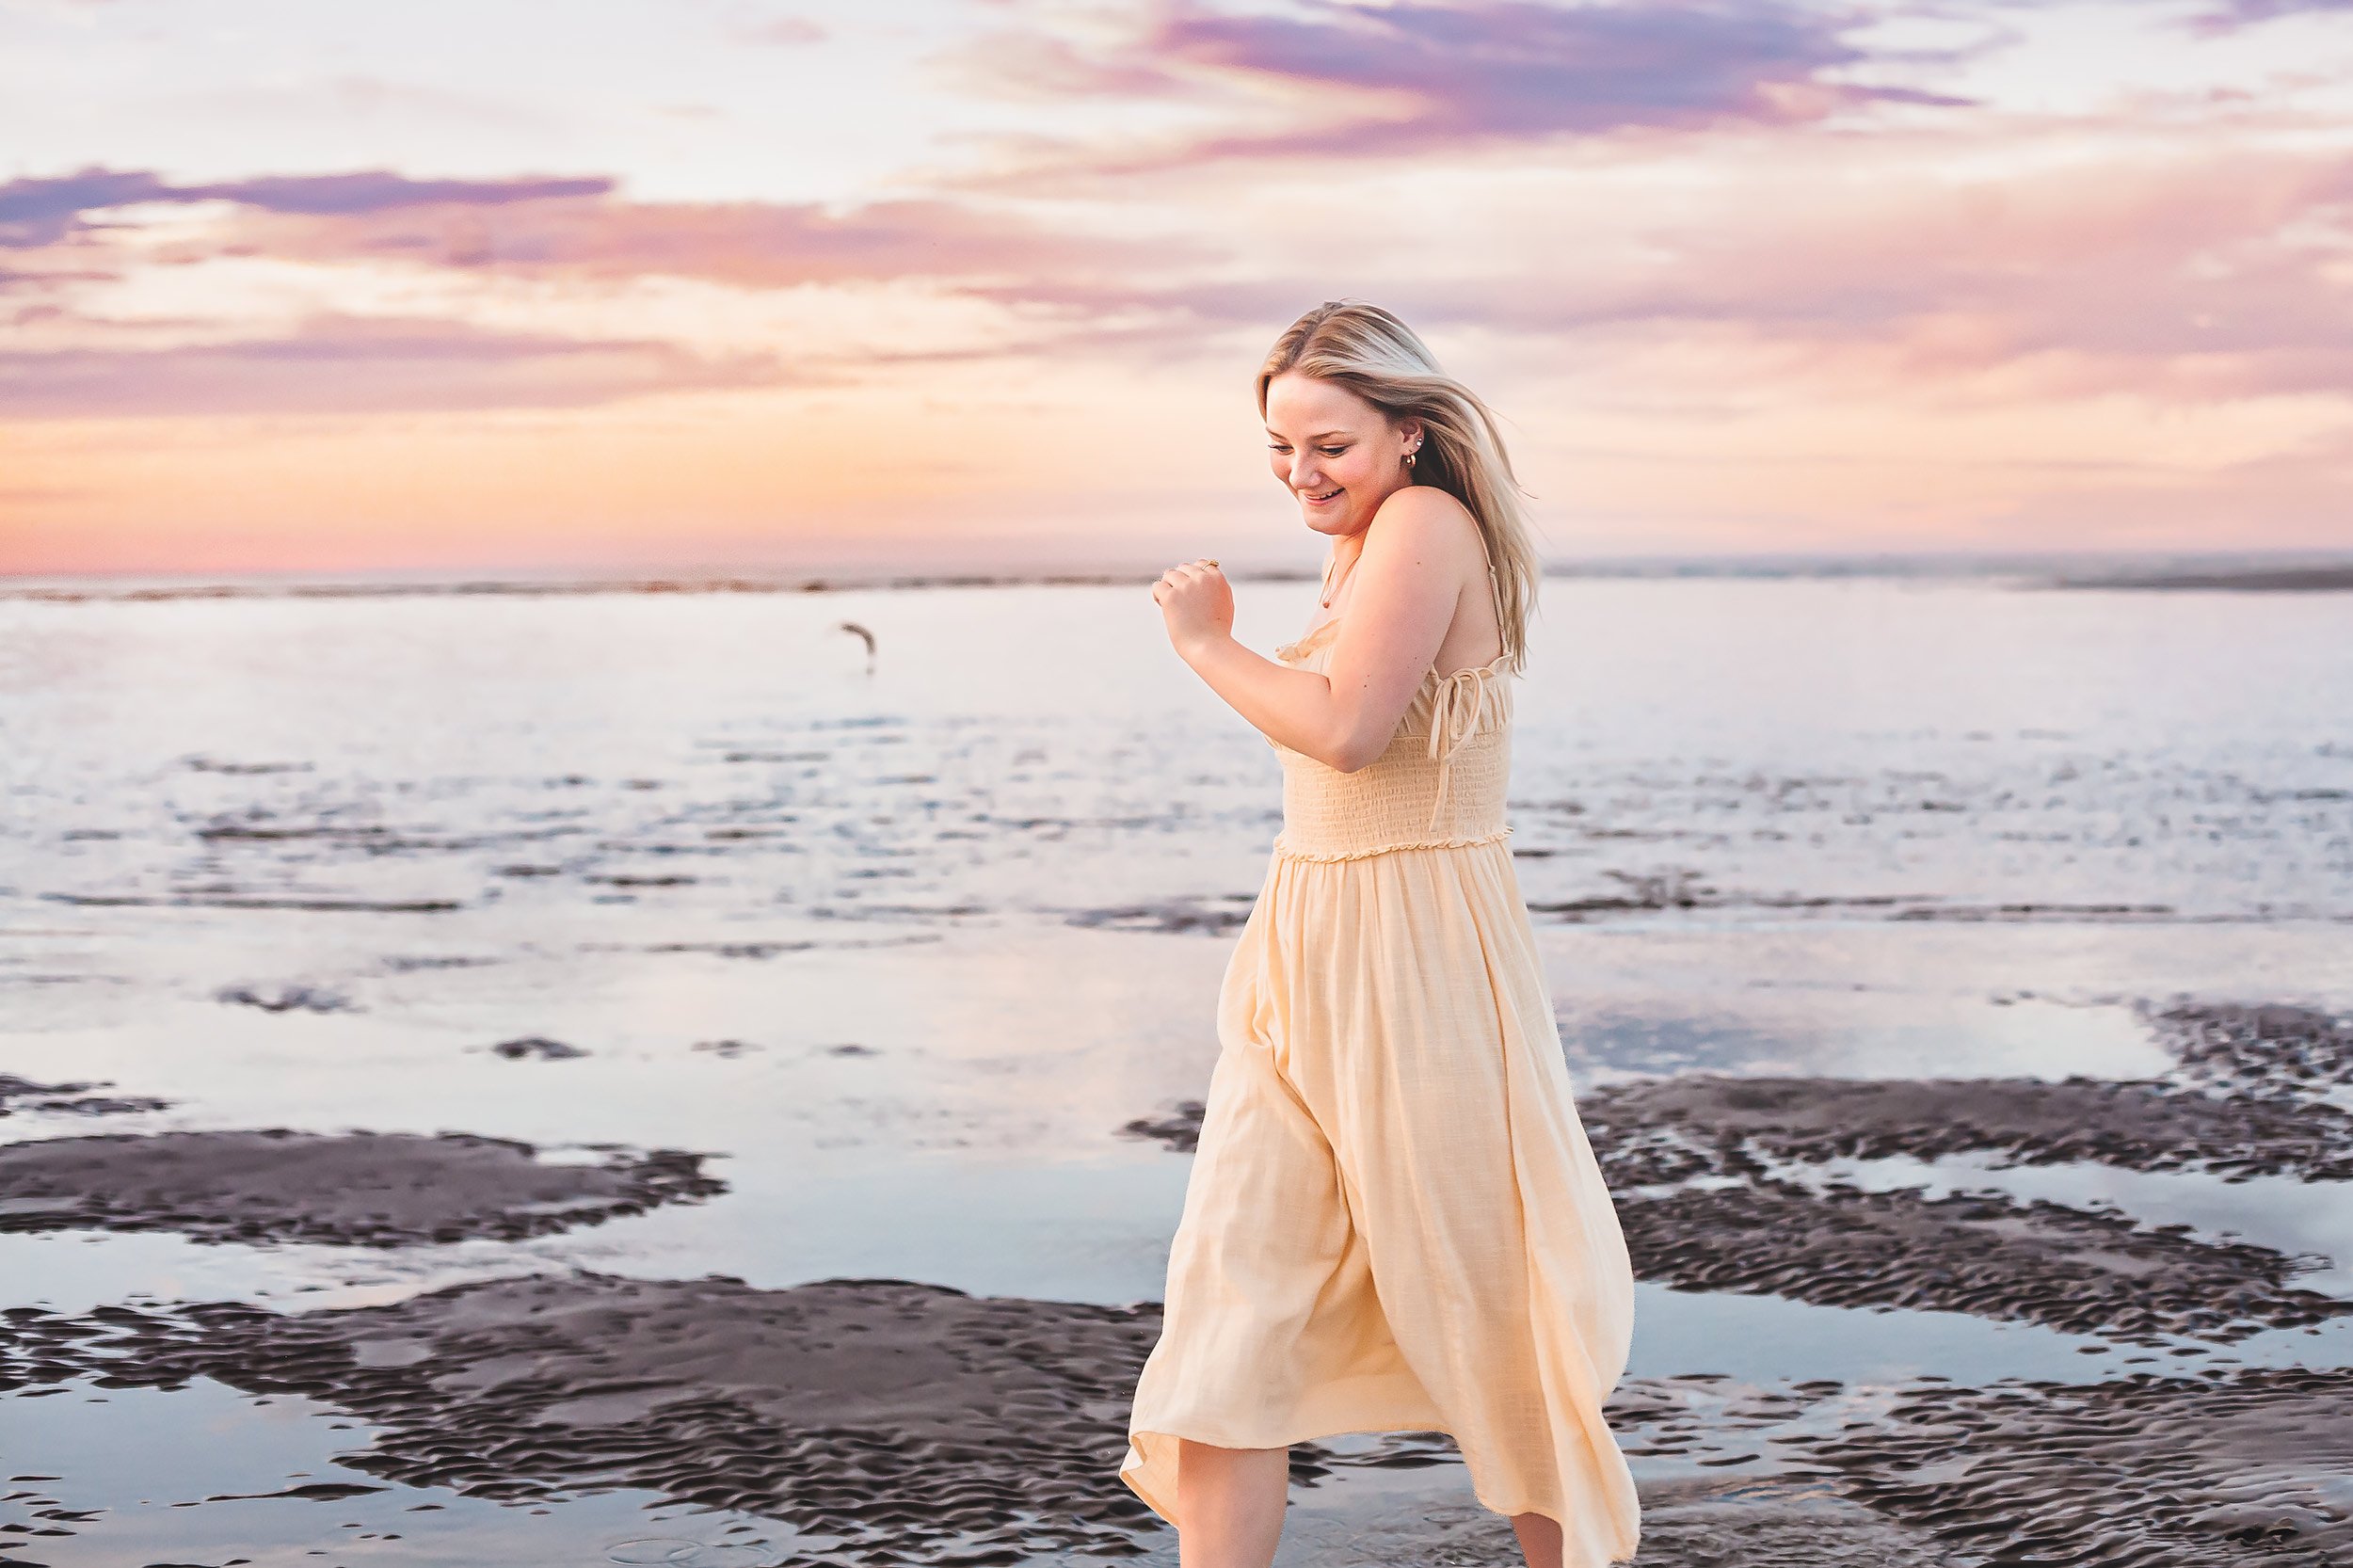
left=5, top=546, right=2352, bottom=602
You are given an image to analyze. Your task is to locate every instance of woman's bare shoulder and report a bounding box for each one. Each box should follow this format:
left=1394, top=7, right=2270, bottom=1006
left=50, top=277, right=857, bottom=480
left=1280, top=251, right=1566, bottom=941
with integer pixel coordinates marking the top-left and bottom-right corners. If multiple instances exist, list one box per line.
left=1366, top=485, right=1483, bottom=563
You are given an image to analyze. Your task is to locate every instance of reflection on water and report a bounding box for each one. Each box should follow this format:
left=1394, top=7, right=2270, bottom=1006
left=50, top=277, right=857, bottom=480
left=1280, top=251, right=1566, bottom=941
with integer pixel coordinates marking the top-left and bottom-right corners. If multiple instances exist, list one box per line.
left=0, top=1377, right=821, bottom=1565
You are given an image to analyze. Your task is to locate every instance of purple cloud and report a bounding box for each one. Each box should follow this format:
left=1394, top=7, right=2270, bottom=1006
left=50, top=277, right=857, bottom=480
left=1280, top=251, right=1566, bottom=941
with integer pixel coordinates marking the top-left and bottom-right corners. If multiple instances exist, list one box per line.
left=0, top=169, right=175, bottom=244
left=0, top=166, right=614, bottom=247
left=197, top=171, right=614, bottom=216
left=2188, top=0, right=2353, bottom=33
left=976, top=0, right=1970, bottom=161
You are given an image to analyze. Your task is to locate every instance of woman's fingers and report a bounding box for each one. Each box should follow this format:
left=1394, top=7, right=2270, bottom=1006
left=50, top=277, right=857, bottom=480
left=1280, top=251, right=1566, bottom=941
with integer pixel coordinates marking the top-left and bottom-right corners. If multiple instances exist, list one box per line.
left=1154, top=558, right=1223, bottom=606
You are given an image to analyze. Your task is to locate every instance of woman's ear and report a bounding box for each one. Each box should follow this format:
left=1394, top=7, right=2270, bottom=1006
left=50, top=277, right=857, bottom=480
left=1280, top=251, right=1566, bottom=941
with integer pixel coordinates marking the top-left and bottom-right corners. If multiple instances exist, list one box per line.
left=1397, top=416, right=1424, bottom=451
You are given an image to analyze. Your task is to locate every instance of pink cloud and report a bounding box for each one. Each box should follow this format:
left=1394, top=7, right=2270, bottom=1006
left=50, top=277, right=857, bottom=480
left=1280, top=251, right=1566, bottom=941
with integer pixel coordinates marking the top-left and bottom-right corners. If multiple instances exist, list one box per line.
left=975, top=143, right=2353, bottom=402
left=1515, top=148, right=2353, bottom=398
left=0, top=314, right=785, bottom=418
left=8, top=125, right=2350, bottom=421
left=2, top=165, right=1200, bottom=293
left=0, top=165, right=1227, bottom=417
left=228, top=194, right=1181, bottom=288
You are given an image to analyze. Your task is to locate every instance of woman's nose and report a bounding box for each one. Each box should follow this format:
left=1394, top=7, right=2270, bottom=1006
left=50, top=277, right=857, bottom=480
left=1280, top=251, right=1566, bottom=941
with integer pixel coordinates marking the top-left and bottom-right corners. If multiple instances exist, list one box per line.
left=1289, top=454, right=1320, bottom=489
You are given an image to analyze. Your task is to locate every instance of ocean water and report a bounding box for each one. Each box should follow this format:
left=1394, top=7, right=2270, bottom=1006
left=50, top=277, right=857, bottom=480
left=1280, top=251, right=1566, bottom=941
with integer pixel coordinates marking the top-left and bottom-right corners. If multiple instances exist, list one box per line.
left=2, top=569, right=2348, bottom=1561
left=4, top=570, right=2349, bottom=1292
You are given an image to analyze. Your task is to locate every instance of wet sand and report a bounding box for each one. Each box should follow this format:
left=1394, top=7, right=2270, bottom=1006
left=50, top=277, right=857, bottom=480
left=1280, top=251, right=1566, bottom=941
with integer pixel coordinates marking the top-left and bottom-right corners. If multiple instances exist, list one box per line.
left=1804, top=1367, right=2353, bottom=1564
left=3, top=994, right=2345, bottom=1560
left=6, top=1274, right=2349, bottom=1565
left=1612, top=1181, right=2345, bottom=1342
left=1126, top=1007, right=2353, bottom=1332
left=1127, top=1073, right=2353, bottom=1343
left=2153, top=1000, right=2353, bottom=1096
left=3, top=1272, right=1166, bottom=1563
left=0, top=1128, right=725, bottom=1248
left=1090, top=996, right=2353, bottom=1560
left=1578, top=1064, right=2353, bottom=1182
left=0, top=1073, right=171, bottom=1120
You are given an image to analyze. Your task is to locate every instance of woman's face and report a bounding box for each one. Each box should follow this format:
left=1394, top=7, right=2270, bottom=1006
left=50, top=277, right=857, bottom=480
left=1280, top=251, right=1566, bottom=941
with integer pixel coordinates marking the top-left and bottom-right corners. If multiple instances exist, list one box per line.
left=1263, top=372, right=1420, bottom=540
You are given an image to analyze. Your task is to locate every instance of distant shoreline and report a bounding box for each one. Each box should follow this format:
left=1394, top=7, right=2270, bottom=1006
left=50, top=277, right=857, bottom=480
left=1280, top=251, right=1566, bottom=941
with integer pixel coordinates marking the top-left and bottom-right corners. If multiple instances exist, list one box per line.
left=2041, top=567, right=2353, bottom=593
left=3, top=554, right=2348, bottom=603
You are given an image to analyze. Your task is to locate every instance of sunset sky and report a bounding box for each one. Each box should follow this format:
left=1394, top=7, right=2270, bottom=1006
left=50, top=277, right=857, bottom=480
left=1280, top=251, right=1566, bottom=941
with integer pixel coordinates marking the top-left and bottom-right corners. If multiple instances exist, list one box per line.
left=3, top=0, right=2350, bottom=580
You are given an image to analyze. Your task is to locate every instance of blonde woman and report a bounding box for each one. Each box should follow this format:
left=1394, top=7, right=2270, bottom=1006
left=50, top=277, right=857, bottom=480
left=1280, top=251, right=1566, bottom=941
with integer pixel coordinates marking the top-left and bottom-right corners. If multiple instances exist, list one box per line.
left=1126, top=302, right=1640, bottom=1568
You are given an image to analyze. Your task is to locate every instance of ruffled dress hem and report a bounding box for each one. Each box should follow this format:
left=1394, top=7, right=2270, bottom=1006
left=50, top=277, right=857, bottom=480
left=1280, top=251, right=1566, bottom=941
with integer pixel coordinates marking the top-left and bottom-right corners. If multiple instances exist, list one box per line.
left=1272, top=824, right=1514, bottom=862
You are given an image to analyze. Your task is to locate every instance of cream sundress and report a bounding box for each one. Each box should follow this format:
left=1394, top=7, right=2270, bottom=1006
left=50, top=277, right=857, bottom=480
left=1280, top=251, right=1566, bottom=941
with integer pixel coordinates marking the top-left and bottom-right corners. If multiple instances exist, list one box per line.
left=1119, top=570, right=1641, bottom=1564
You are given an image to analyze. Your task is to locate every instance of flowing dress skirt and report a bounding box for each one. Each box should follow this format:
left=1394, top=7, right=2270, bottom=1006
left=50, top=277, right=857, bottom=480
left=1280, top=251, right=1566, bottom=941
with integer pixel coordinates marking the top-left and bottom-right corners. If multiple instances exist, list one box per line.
left=1120, top=836, right=1641, bottom=1566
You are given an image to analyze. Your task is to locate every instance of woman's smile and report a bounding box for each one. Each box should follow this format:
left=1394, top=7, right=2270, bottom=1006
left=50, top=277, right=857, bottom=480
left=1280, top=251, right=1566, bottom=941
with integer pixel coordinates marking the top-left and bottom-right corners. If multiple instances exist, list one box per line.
left=1263, top=370, right=1424, bottom=535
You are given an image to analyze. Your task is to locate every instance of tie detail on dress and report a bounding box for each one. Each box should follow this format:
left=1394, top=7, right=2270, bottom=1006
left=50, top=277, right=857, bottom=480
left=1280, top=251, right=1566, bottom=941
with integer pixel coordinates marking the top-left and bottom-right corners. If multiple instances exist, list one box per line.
left=1426, top=662, right=1502, bottom=834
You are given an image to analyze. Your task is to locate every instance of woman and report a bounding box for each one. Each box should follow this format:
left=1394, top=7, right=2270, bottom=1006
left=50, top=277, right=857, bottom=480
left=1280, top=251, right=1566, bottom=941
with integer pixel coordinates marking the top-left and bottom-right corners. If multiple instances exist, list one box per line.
left=1124, top=302, right=1641, bottom=1568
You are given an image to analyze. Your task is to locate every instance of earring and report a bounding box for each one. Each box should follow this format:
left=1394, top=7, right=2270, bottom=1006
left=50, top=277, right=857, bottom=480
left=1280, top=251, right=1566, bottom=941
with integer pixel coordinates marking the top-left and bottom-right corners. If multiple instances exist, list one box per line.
left=1406, top=450, right=1418, bottom=468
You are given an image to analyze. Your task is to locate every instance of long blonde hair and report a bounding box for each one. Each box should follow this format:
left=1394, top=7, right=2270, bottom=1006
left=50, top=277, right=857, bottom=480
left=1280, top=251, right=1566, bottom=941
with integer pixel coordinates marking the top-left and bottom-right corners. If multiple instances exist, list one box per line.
left=1257, top=300, right=1541, bottom=674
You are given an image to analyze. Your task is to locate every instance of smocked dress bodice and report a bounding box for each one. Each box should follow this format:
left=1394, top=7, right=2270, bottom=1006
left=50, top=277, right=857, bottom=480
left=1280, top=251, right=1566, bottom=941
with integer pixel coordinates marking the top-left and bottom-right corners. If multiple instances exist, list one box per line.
left=1267, top=615, right=1516, bottom=861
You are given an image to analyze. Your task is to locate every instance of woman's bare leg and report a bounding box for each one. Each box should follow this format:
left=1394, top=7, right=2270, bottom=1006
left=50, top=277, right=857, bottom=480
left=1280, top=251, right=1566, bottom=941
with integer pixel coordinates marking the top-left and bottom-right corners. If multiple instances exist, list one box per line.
left=1175, top=1438, right=1289, bottom=1568
left=1511, top=1509, right=1564, bottom=1568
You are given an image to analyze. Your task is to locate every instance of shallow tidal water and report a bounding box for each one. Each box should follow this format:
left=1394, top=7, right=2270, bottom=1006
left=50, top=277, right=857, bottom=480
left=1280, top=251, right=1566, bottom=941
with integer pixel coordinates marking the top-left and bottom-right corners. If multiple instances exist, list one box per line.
left=2, top=569, right=2348, bottom=1564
